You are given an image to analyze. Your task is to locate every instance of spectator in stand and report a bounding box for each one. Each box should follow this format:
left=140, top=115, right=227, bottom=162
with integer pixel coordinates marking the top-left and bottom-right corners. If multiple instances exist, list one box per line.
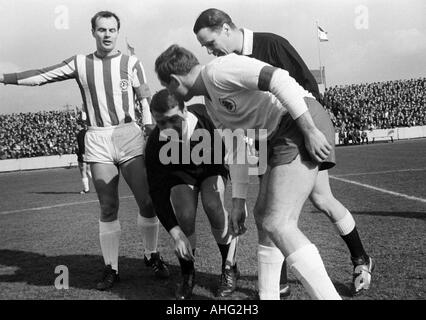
left=0, top=109, right=80, bottom=159
left=1, top=78, right=424, bottom=159
left=323, top=77, right=425, bottom=132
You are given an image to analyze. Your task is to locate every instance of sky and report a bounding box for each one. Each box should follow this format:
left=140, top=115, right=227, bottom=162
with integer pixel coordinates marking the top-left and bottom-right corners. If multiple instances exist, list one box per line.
left=0, top=0, right=425, bottom=114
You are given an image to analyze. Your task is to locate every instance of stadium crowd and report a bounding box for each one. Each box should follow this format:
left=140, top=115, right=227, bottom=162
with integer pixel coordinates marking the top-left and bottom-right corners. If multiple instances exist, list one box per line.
left=0, top=109, right=79, bottom=159
left=323, top=77, right=426, bottom=144
left=0, top=78, right=425, bottom=159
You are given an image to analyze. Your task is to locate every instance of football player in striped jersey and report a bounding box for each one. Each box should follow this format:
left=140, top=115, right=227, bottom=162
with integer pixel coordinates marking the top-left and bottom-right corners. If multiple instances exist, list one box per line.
left=0, top=11, right=169, bottom=290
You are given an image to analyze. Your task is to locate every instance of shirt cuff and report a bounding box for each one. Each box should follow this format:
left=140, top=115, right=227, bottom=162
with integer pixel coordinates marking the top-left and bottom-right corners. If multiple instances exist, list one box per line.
left=269, top=69, right=308, bottom=120
left=3, top=73, right=18, bottom=84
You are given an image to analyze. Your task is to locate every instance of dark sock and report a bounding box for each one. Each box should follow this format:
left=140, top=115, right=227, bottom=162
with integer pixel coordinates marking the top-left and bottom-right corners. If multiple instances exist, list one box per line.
left=217, top=243, right=231, bottom=269
left=178, top=249, right=195, bottom=275
left=341, top=227, right=369, bottom=264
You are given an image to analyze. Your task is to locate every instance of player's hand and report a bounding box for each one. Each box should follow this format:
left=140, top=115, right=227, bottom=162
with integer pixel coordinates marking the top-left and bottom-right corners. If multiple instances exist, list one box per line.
left=170, top=227, right=194, bottom=261
left=230, top=198, right=247, bottom=236
left=304, top=127, right=331, bottom=163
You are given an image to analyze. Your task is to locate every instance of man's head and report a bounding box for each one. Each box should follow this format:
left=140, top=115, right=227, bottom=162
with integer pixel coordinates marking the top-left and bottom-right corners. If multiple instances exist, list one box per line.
left=155, top=44, right=200, bottom=100
left=150, top=89, right=186, bottom=137
left=193, top=8, right=239, bottom=56
left=91, top=11, right=120, bottom=55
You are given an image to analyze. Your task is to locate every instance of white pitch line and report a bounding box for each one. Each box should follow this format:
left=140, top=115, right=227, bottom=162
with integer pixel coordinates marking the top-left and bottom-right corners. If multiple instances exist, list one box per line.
left=334, top=168, right=426, bottom=177
left=0, top=195, right=134, bottom=216
left=330, top=175, right=426, bottom=204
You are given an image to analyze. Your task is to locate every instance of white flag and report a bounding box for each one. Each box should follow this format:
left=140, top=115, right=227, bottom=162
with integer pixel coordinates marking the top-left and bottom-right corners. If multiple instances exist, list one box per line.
left=317, top=25, right=329, bottom=42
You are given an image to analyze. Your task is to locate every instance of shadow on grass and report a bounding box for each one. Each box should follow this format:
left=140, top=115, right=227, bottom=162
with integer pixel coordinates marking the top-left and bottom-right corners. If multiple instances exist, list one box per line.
left=0, top=249, right=221, bottom=300
left=0, top=249, right=354, bottom=300
left=308, top=209, right=426, bottom=220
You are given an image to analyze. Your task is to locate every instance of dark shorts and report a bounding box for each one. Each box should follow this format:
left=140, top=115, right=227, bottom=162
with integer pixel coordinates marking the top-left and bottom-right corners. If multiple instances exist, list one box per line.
left=167, top=165, right=229, bottom=189
left=266, top=97, right=336, bottom=170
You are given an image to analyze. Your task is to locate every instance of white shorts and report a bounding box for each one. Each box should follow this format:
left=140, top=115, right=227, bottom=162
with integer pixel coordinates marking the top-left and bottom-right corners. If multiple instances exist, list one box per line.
left=84, top=122, right=145, bottom=165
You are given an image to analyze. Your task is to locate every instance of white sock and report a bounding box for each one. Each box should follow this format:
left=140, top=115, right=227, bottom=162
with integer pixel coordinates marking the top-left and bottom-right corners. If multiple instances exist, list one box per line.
left=82, top=177, right=89, bottom=191
left=257, top=244, right=284, bottom=300
left=99, top=220, right=121, bottom=272
left=211, top=226, right=237, bottom=266
left=137, top=215, right=159, bottom=257
left=226, top=236, right=238, bottom=267
left=334, top=210, right=356, bottom=236
left=287, top=244, right=341, bottom=300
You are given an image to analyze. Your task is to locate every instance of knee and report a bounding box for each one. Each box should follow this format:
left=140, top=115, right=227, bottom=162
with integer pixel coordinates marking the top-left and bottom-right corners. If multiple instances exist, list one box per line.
left=100, top=202, right=119, bottom=221
left=175, top=208, right=197, bottom=235
left=309, top=191, right=333, bottom=214
left=138, top=196, right=155, bottom=217
left=203, top=198, right=223, bottom=218
left=261, top=211, right=297, bottom=236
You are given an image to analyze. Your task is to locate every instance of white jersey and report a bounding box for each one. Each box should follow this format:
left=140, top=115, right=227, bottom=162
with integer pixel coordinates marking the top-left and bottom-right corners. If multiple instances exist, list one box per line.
left=200, top=53, right=315, bottom=198
left=3, top=52, right=151, bottom=128
left=200, top=53, right=314, bottom=139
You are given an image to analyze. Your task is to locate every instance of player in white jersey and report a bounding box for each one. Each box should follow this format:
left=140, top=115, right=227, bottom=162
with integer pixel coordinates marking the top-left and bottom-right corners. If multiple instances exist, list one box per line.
left=0, top=11, right=169, bottom=290
left=155, top=44, right=342, bottom=300
left=193, top=8, right=374, bottom=297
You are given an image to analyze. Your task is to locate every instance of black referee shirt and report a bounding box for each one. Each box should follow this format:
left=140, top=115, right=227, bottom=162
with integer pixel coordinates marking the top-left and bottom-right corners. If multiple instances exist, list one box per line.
left=249, top=32, right=321, bottom=101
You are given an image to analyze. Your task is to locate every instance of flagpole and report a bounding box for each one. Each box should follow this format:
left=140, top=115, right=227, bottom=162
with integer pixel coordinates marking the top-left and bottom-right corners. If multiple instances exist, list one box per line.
left=315, top=20, right=324, bottom=88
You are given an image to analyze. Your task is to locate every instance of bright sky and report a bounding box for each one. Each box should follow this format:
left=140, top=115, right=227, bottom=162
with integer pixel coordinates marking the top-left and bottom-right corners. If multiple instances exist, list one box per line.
left=0, top=0, right=425, bottom=114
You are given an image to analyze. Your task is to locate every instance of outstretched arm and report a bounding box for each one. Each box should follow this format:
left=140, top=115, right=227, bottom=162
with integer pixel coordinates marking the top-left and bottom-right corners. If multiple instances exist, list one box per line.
left=1, top=56, right=76, bottom=86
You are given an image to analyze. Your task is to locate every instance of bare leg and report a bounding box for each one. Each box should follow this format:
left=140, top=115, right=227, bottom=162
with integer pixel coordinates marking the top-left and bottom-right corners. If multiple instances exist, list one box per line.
left=253, top=167, right=286, bottom=299
left=258, top=155, right=340, bottom=300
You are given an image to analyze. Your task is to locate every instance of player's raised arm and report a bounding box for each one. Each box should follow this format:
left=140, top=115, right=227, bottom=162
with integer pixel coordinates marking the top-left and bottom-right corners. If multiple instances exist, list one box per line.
left=1, top=56, right=77, bottom=86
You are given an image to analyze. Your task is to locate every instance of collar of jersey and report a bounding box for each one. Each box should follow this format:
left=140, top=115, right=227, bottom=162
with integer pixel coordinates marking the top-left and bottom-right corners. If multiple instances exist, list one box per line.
left=93, top=50, right=122, bottom=60
left=241, top=28, right=253, bottom=55
left=159, top=112, right=198, bottom=143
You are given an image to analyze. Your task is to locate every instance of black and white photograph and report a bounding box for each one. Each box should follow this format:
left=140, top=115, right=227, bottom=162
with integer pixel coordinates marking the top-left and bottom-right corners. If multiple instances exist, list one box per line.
left=0, top=0, right=424, bottom=307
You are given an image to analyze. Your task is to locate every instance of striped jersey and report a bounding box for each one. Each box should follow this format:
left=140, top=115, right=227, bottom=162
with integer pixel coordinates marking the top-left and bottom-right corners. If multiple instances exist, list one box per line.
left=3, top=52, right=151, bottom=127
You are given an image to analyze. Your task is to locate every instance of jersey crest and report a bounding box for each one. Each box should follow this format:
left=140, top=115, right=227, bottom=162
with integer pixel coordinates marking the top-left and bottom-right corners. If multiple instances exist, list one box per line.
left=219, top=97, right=236, bottom=112
left=119, top=79, right=130, bottom=91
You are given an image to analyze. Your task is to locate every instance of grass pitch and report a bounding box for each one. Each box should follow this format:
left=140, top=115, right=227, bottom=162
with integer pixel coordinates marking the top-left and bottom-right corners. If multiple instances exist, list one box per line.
left=0, top=139, right=425, bottom=300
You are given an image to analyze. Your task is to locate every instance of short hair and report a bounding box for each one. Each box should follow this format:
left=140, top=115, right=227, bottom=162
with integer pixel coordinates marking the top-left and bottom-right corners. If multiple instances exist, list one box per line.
left=150, top=89, right=184, bottom=114
left=91, top=11, right=120, bottom=31
left=155, top=44, right=199, bottom=84
left=193, top=8, right=236, bottom=34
